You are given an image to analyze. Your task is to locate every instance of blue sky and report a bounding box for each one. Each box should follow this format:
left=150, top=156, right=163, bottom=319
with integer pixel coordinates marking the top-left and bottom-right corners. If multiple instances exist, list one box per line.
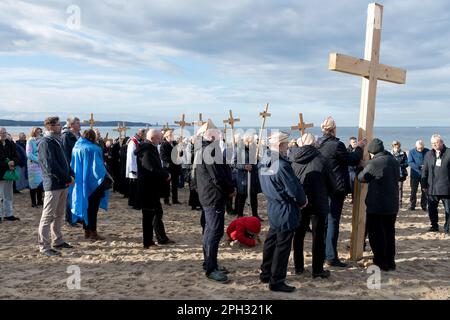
left=0, top=0, right=449, bottom=126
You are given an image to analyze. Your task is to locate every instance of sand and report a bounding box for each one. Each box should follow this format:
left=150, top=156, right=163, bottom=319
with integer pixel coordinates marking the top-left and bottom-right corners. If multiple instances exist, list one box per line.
left=0, top=181, right=449, bottom=300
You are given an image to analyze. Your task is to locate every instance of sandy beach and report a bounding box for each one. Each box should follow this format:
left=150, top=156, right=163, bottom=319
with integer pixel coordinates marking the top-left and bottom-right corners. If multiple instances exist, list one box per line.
left=0, top=181, right=449, bottom=300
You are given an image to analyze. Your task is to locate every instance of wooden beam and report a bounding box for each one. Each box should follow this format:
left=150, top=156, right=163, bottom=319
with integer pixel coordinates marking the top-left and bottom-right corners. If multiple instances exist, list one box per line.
left=329, top=53, right=406, bottom=84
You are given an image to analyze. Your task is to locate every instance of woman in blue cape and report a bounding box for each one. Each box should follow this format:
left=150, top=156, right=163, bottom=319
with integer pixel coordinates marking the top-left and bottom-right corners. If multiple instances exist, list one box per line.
left=70, top=129, right=109, bottom=240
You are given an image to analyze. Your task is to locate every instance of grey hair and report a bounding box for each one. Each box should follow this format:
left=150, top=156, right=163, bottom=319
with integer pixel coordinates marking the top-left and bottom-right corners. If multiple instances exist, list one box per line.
left=66, top=116, right=80, bottom=127
left=431, top=134, right=443, bottom=143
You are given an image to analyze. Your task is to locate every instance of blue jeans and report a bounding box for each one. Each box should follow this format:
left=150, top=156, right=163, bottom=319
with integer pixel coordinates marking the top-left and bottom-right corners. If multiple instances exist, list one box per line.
left=202, top=205, right=225, bottom=275
left=427, top=195, right=450, bottom=232
left=325, top=192, right=346, bottom=262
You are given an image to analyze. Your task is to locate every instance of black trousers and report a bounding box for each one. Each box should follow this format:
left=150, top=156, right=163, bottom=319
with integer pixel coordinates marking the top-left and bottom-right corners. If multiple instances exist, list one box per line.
left=128, top=178, right=140, bottom=209
left=366, top=214, right=397, bottom=270
left=142, top=201, right=169, bottom=246
left=235, top=193, right=258, bottom=217
left=410, top=177, right=427, bottom=209
left=427, top=195, right=450, bottom=232
left=83, top=184, right=105, bottom=231
left=260, top=227, right=294, bottom=286
left=164, top=172, right=179, bottom=203
left=30, top=185, right=43, bottom=206
left=293, top=212, right=326, bottom=274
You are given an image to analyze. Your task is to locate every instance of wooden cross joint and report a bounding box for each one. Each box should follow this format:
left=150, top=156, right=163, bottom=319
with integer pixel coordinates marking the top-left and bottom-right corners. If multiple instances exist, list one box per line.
left=84, top=113, right=96, bottom=129
left=291, top=113, right=313, bottom=136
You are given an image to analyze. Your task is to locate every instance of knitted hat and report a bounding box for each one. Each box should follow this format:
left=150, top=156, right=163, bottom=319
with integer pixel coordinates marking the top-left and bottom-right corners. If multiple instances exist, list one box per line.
left=368, top=138, right=384, bottom=155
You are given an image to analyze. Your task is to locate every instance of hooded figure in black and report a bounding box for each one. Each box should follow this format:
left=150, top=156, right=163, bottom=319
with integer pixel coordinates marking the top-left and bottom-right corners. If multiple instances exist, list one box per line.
left=135, top=129, right=174, bottom=248
left=290, top=133, right=337, bottom=278
left=358, top=138, right=399, bottom=271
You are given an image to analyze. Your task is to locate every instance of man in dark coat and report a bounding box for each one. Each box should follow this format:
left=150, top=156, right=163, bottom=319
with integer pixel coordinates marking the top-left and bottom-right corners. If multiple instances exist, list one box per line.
left=234, top=134, right=262, bottom=220
left=408, top=140, right=429, bottom=211
left=61, top=117, right=81, bottom=226
left=290, top=133, right=336, bottom=278
left=421, top=134, right=450, bottom=234
left=160, top=130, right=182, bottom=205
left=317, top=116, right=366, bottom=267
left=259, top=132, right=307, bottom=293
left=195, top=120, right=235, bottom=284
left=358, top=138, right=400, bottom=271
left=0, top=127, right=20, bottom=222
left=136, top=129, right=174, bottom=248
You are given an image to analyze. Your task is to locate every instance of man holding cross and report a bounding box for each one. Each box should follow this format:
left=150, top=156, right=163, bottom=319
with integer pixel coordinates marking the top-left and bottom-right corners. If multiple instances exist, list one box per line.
left=317, top=116, right=366, bottom=267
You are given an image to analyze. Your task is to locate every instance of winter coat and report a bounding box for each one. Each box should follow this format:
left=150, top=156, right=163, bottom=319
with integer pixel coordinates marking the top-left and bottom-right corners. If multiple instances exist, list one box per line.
left=234, top=145, right=261, bottom=195
left=290, top=145, right=337, bottom=216
left=258, top=152, right=307, bottom=232
left=0, top=139, right=20, bottom=181
left=226, top=216, right=261, bottom=247
left=421, top=145, right=450, bottom=196
left=317, top=134, right=363, bottom=194
left=357, top=151, right=400, bottom=215
left=408, top=147, right=429, bottom=180
left=391, top=149, right=409, bottom=181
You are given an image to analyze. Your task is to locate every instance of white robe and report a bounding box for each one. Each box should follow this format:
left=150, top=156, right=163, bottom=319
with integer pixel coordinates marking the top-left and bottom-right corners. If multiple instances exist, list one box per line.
left=126, top=138, right=138, bottom=179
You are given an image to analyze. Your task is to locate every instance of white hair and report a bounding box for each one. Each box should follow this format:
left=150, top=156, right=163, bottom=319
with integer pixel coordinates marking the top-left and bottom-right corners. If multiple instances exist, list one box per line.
left=431, top=134, right=443, bottom=143
left=415, top=139, right=425, bottom=147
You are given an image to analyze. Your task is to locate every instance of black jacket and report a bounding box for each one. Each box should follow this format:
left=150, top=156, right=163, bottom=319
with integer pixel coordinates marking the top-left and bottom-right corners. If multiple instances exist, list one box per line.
left=391, top=150, right=408, bottom=181
left=136, top=141, right=170, bottom=209
left=317, top=134, right=363, bottom=194
left=421, top=145, right=450, bottom=196
left=357, top=151, right=400, bottom=215
left=38, top=134, right=72, bottom=191
left=290, top=145, right=337, bottom=216
left=0, top=140, right=20, bottom=181
left=160, top=140, right=182, bottom=175
left=195, top=140, right=235, bottom=208
left=61, top=130, right=78, bottom=163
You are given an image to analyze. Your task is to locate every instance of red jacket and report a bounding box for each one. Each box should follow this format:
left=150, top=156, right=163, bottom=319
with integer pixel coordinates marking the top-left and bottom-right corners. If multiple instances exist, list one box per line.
left=226, top=216, right=261, bottom=247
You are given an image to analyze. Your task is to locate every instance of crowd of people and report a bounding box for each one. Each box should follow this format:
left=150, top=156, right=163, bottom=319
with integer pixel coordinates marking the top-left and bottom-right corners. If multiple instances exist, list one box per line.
left=0, top=115, right=448, bottom=293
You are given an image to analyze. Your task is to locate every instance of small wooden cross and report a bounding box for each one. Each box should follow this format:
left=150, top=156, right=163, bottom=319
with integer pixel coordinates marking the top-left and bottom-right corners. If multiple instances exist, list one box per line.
left=84, top=113, right=96, bottom=129
left=195, top=113, right=206, bottom=127
left=174, top=114, right=192, bottom=141
left=328, top=3, right=406, bottom=261
left=121, top=122, right=130, bottom=137
left=257, top=103, right=271, bottom=156
left=291, top=113, right=313, bottom=136
left=223, top=110, right=240, bottom=146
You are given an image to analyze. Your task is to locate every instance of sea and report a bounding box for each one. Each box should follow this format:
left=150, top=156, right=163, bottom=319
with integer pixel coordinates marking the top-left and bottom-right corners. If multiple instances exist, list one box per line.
left=4, top=126, right=450, bottom=151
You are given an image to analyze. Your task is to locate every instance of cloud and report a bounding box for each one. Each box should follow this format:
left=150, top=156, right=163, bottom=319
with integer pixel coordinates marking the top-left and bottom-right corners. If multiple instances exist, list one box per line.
left=0, top=0, right=450, bottom=126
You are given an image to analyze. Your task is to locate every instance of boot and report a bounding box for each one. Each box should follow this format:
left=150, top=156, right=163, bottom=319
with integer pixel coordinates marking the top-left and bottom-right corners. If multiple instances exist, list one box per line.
left=84, top=229, right=92, bottom=239
left=90, top=231, right=106, bottom=241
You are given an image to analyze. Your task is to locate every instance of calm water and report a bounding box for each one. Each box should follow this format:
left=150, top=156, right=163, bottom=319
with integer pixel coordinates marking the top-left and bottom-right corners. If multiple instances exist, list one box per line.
left=4, top=126, right=450, bottom=151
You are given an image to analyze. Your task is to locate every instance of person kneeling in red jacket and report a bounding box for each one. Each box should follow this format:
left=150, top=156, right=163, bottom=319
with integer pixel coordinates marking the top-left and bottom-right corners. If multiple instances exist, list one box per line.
left=226, top=216, right=261, bottom=247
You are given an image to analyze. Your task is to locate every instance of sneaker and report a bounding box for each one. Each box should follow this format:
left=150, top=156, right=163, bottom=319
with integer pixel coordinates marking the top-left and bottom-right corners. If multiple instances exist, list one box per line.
left=41, top=249, right=61, bottom=257
left=312, top=270, right=331, bottom=279
left=427, top=226, right=439, bottom=232
left=269, top=282, right=296, bottom=293
left=217, top=265, right=230, bottom=274
left=53, top=242, right=74, bottom=249
left=325, top=260, right=348, bottom=268
left=4, top=216, right=20, bottom=221
left=207, top=270, right=230, bottom=283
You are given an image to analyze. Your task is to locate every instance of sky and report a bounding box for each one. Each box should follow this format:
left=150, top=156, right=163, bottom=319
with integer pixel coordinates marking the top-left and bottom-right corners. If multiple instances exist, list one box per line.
left=0, top=0, right=449, bottom=127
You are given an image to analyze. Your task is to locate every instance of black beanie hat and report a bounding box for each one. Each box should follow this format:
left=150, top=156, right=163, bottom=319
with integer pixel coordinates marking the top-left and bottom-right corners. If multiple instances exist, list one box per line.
left=368, top=138, right=384, bottom=155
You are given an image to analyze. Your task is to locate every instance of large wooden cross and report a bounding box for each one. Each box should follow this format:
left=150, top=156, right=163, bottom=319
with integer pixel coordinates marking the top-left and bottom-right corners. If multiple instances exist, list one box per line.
left=329, top=3, right=406, bottom=261
left=84, top=113, right=96, bottom=129
left=223, top=110, right=240, bottom=147
left=257, top=103, right=271, bottom=157
left=175, top=114, right=192, bottom=142
left=291, top=113, right=313, bottom=136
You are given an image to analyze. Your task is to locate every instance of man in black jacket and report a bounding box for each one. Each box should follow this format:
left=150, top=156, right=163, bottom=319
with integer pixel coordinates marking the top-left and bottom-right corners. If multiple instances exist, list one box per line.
left=317, top=116, right=366, bottom=267
left=195, top=120, right=235, bottom=284
left=422, top=134, right=450, bottom=233
left=37, top=117, right=74, bottom=257
left=160, top=130, right=182, bottom=205
left=290, top=133, right=336, bottom=278
left=136, top=129, right=174, bottom=248
left=61, top=116, right=81, bottom=226
left=0, top=127, right=20, bottom=222
left=358, top=138, right=400, bottom=271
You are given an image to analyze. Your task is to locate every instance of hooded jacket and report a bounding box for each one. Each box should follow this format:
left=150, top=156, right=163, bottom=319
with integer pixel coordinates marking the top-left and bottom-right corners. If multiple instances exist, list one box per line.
left=290, top=145, right=337, bottom=216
